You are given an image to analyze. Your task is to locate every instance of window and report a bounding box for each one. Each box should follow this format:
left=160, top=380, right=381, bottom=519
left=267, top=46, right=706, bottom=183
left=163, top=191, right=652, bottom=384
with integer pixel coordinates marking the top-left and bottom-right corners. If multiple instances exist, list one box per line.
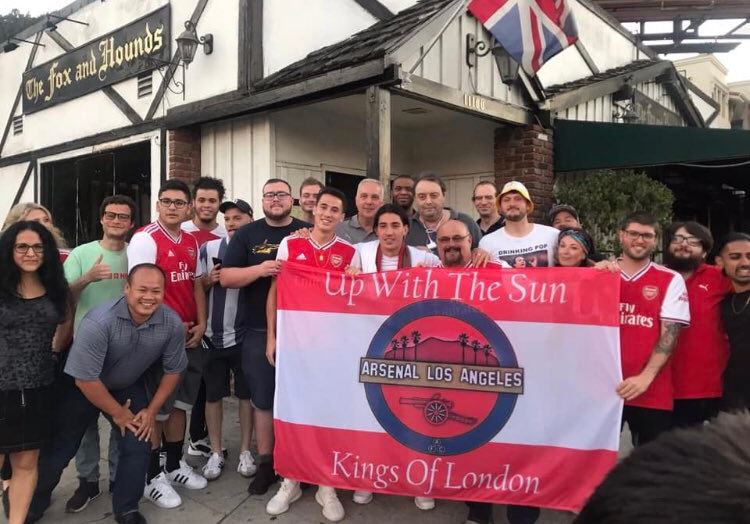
left=12, top=115, right=22, bottom=135
left=137, top=71, right=153, bottom=98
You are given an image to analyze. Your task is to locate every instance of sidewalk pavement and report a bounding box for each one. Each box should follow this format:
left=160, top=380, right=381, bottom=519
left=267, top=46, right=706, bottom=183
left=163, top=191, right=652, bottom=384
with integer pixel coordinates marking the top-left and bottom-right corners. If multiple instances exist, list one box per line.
left=4, top=398, right=632, bottom=524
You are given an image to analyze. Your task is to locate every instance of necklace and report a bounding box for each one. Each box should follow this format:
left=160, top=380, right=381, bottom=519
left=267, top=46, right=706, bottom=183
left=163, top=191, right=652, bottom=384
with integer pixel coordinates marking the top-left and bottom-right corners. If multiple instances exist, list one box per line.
left=730, top=293, right=750, bottom=315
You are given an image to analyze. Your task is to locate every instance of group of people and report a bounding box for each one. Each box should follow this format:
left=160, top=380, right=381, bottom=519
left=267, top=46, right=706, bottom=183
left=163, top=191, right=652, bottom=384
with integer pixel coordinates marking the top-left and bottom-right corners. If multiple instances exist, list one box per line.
left=0, top=171, right=748, bottom=524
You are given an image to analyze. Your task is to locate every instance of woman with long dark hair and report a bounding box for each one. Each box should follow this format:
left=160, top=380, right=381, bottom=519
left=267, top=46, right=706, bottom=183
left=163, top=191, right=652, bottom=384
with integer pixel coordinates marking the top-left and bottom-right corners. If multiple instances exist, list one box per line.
left=0, top=221, right=71, bottom=524
left=554, top=227, right=597, bottom=267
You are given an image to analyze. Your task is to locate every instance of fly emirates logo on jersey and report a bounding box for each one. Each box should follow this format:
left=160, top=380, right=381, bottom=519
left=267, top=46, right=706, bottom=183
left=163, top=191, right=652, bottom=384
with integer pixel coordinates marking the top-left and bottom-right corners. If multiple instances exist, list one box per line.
left=619, top=301, right=654, bottom=328
left=171, top=260, right=195, bottom=283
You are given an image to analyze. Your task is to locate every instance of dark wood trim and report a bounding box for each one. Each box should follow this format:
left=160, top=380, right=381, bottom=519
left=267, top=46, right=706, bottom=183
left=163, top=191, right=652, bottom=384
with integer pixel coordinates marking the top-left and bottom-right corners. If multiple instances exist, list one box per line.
left=0, top=31, right=43, bottom=157
left=46, top=29, right=143, bottom=124
left=33, top=160, right=38, bottom=201
left=659, top=70, right=705, bottom=127
left=248, top=0, right=264, bottom=85
left=160, top=127, right=167, bottom=184
left=11, top=162, right=34, bottom=207
left=146, top=0, right=211, bottom=121
left=365, top=86, right=391, bottom=196
left=238, top=0, right=250, bottom=90
left=2, top=0, right=99, bottom=44
left=543, top=61, right=673, bottom=112
left=633, top=90, right=683, bottom=126
left=353, top=0, right=394, bottom=21
left=574, top=41, right=600, bottom=75
left=0, top=119, right=162, bottom=169
left=396, top=74, right=531, bottom=125
left=165, top=59, right=396, bottom=128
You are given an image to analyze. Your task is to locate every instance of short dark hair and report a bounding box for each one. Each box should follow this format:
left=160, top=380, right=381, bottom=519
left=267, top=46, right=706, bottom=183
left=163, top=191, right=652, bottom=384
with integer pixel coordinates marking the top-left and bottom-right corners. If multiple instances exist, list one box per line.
left=575, top=411, right=750, bottom=524
left=315, top=187, right=347, bottom=209
left=374, top=203, right=410, bottom=227
left=263, top=178, right=292, bottom=193
left=158, top=179, right=192, bottom=202
left=99, top=195, right=136, bottom=221
left=391, top=175, right=414, bottom=187
left=193, top=176, right=226, bottom=201
left=127, top=263, right=166, bottom=284
left=299, top=177, right=324, bottom=195
left=667, top=221, right=714, bottom=253
left=718, top=231, right=750, bottom=253
left=415, top=172, right=447, bottom=194
left=620, top=211, right=659, bottom=234
left=472, top=180, right=497, bottom=198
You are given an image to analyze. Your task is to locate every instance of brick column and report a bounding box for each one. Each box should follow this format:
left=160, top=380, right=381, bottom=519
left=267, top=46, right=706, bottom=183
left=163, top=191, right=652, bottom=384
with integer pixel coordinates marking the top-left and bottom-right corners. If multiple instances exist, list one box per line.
left=494, top=124, right=554, bottom=222
left=168, top=126, right=201, bottom=185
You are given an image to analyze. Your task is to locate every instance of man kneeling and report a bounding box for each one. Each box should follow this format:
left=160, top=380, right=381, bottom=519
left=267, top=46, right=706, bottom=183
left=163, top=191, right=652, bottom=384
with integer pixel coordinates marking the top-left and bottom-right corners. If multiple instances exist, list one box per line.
left=28, top=264, right=187, bottom=524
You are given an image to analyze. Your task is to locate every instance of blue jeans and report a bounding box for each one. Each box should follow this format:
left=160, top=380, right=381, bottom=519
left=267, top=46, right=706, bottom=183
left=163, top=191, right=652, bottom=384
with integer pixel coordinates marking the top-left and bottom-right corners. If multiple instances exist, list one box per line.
left=29, top=375, right=150, bottom=517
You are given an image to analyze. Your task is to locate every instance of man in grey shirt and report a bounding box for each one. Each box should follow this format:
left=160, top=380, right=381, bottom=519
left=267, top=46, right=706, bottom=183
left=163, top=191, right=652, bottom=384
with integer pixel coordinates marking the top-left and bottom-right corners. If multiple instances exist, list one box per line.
left=336, top=178, right=383, bottom=244
left=28, top=264, right=187, bottom=524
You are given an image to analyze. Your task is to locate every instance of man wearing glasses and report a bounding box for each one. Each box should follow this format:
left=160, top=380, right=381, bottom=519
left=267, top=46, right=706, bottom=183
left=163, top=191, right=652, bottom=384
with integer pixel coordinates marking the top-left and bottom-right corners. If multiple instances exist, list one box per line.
left=616, top=212, right=690, bottom=446
left=664, top=222, right=733, bottom=428
left=127, top=180, right=208, bottom=509
left=436, top=220, right=508, bottom=268
left=220, top=179, right=310, bottom=495
left=472, top=181, right=504, bottom=236
left=61, top=195, right=136, bottom=513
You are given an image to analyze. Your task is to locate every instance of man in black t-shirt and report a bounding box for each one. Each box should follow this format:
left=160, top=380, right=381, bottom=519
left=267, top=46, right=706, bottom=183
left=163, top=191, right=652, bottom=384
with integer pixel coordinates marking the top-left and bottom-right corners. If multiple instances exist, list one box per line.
left=715, top=232, right=750, bottom=411
left=221, top=179, right=309, bottom=495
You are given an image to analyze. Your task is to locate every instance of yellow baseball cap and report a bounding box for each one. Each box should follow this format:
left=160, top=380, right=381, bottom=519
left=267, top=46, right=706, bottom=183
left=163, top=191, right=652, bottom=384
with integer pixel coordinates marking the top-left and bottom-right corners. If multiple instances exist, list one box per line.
left=498, top=181, right=534, bottom=213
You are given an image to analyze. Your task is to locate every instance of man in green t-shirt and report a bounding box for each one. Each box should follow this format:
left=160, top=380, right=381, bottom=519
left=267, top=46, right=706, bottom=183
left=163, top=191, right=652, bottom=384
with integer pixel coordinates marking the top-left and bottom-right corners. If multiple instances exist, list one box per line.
left=62, top=195, right=136, bottom=513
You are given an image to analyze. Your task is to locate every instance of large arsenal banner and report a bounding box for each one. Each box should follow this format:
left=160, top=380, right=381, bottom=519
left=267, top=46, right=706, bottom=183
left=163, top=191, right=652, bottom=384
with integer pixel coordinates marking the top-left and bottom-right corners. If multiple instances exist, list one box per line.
left=274, top=264, right=622, bottom=511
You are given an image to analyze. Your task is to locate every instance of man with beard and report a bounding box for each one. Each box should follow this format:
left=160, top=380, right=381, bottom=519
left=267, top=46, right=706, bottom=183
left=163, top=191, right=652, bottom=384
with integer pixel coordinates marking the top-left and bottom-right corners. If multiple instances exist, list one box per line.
left=391, top=175, right=415, bottom=214
left=337, top=179, right=383, bottom=244
left=472, top=181, right=503, bottom=236
left=479, top=181, right=558, bottom=268
left=62, top=196, right=136, bottom=513
left=298, top=177, right=323, bottom=224
left=436, top=220, right=508, bottom=268
left=715, top=232, right=750, bottom=411
left=666, top=222, right=733, bottom=428
left=220, top=179, right=310, bottom=495
left=407, top=173, right=481, bottom=254
left=181, top=177, right=227, bottom=245
left=616, top=212, right=689, bottom=446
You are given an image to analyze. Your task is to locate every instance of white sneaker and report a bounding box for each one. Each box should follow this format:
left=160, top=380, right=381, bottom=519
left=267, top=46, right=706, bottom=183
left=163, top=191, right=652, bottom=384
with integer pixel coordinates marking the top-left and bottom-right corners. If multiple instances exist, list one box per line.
left=144, top=472, right=181, bottom=509
left=415, top=497, right=435, bottom=510
left=202, top=452, right=225, bottom=481
left=316, top=486, right=345, bottom=522
left=166, top=460, right=208, bottom=490
left=266, top=479, right=302, bottom=515
left=352, top=490, right=373, bottom=504
left=186, top=437, right=211, bottom=457
left=237, top=450, right=257, bottom=478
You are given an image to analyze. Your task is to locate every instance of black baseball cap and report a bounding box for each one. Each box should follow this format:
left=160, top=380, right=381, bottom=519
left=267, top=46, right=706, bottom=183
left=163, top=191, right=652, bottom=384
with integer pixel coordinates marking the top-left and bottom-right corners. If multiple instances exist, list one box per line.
left=219, top=198, right=253, bottom=216
left=549, top=204, right=579, bottom=223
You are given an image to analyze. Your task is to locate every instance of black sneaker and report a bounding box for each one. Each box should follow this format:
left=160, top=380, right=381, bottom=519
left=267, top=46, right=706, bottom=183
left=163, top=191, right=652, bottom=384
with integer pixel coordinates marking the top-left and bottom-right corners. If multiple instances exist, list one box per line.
left=246, top=461, right=278, bottom=495
left=186, top=438, right=228, bottom=459
left=65, top=478, right=101, bottom=513
left=115, top=510, right=147, bottom=524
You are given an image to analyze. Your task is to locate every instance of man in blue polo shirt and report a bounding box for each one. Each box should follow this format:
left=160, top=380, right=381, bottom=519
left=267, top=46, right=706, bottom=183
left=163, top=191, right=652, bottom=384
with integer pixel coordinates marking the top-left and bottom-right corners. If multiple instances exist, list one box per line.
left=28, top=264, right=187, bottom=524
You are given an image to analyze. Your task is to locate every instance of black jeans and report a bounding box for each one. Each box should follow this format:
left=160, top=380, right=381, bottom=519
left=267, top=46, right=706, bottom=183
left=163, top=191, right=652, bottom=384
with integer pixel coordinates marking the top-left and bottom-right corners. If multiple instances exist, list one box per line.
left=621, top=405, right=672, bottom=447
left=465, top=502, right=540, bottom=524
left=672, top=398, right=721, bottom=429
left=29, top=375, right=151, bottom=517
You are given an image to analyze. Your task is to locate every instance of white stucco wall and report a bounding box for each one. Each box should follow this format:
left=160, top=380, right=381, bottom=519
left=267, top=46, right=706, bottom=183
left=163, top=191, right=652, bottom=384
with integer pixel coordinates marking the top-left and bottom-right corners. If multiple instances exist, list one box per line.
left=0, top=162, right=33, bottom=224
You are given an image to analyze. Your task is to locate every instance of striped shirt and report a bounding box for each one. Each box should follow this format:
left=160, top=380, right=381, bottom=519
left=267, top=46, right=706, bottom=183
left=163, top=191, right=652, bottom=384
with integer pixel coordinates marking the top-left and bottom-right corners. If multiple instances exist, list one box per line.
left=199, top=237, right=240, bottom=349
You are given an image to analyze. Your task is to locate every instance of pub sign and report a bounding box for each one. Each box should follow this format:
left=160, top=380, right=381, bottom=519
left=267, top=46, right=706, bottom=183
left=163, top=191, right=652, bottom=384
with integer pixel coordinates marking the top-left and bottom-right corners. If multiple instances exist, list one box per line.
left=22, top=6, right=170, bottom=114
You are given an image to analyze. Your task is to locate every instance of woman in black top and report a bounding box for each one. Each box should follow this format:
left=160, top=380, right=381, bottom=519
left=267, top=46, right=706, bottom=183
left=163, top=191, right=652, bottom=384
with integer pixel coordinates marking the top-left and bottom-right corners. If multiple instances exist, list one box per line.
left=0, top=221, right=70, bottom=524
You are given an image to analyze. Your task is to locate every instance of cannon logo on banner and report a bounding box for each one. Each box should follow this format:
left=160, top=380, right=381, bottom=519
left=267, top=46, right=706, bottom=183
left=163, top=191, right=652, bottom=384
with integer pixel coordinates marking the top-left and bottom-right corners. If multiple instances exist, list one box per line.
left=360, top=299, right=523, bottom=455
left=22, top=6, right=170, bottom=114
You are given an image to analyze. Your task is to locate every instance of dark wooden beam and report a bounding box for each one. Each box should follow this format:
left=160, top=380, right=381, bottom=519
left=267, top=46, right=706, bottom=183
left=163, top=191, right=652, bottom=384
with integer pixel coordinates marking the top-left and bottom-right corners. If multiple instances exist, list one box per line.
left=146, top=0, right=210, bottom=121
left=249, top=0, right=264, bottom=85
left=648, top=42, right=740, bottom=54
left=46, top=29, right=143, bottom=124
left=238, top=0, right=250, bottom=89
left=12, top=162, right=35, bottom=207
left=365, top=86, right=391, bottom=197
left=0, top=31, right=43, bottom=158
left=574, top=41, right=600, bottom=75
left=352, top=0, right=394, bottom=21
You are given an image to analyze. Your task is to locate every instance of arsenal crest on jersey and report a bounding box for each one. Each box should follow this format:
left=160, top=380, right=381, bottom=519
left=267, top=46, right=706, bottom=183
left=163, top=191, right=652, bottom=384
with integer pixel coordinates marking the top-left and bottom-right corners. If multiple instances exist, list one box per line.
left=187, top=247, right=196, bottom=259
left=330, top=254, right=344, bottom=268
left=642, top=285, right=659, bottom=300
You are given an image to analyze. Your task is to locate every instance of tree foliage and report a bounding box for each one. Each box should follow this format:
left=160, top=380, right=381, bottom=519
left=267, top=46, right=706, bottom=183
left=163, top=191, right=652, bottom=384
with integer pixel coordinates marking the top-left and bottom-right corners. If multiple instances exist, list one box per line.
left=555, top=170, right=674, bottom=253
left=0, top=9, right=41, bottom=44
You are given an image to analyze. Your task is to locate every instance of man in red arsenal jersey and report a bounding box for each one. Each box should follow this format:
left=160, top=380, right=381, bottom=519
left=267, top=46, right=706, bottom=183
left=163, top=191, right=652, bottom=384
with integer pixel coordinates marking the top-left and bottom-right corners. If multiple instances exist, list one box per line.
left=665, top=222, right=733, bottom=428
left=264, top=187, right=353, bottom=522
left=616, top=212, right=690, bottom=446
left=181, top=177, right=228, bottom=246
left=127, top=179, right=208, bottom=508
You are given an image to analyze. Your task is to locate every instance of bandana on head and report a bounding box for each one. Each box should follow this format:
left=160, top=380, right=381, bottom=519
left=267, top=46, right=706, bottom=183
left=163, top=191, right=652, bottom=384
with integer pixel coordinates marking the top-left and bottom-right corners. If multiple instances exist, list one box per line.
left=559, top=229, right=592, bottom=255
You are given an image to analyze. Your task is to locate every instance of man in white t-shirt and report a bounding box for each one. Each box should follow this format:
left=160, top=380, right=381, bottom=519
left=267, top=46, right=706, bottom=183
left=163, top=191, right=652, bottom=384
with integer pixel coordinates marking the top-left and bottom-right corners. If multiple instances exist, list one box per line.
left=478, top=181, right=559, bottom=268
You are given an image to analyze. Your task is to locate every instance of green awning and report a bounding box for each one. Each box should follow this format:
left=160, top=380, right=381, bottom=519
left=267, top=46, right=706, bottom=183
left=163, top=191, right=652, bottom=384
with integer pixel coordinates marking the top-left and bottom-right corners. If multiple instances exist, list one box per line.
left=554, top=119, right=750, bottom=172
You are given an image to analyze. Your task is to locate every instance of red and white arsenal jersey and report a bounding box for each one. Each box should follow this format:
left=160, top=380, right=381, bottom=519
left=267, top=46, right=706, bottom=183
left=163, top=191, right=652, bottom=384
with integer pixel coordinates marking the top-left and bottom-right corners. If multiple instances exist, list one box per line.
left=276, top=235, right=355, bottom=272
left=619, top=262, right=690, bottom=410
left=672, top=264, right=733, bottom=399
left=127, top=221, right=203, bottom=324
left=181, top=220, right=227, bottom=247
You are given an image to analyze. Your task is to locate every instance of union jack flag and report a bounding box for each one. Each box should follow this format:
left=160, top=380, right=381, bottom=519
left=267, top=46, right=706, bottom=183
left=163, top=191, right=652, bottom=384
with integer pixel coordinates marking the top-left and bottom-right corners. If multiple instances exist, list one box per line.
left=468, top=0, right=578, bottom=75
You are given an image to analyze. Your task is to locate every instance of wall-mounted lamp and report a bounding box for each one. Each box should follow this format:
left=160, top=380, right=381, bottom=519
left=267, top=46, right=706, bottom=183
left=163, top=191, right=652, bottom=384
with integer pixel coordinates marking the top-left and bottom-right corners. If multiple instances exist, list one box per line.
left=3, top=37, right=46, bottom=53
left=612, top=80, right=640, bottom=123
left=44, top=13, right=89, bottom=31
left=466, top=34, right=519, bottom=85
left=175, top=20, right=213, bottom=68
